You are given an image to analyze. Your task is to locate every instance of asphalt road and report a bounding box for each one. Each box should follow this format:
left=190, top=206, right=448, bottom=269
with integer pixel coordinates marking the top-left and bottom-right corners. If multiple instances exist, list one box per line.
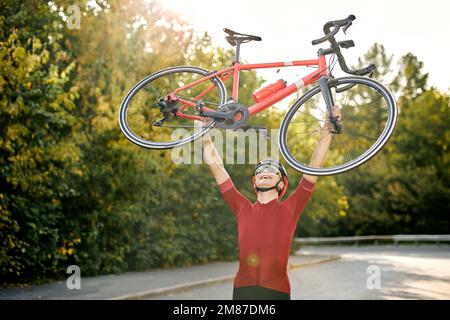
left=152, top=245, right=450, bottom=300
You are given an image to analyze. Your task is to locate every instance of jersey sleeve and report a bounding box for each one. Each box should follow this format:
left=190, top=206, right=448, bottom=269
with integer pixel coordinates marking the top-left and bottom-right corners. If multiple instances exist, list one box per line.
left=282, top=176, right=316, bottom=222
left=217, top=178, right=251, bottom=220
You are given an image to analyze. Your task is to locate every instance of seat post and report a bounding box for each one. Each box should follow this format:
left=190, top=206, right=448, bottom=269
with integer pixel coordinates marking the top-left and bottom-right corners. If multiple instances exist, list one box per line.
left=234, top=41, right=241, bottom=64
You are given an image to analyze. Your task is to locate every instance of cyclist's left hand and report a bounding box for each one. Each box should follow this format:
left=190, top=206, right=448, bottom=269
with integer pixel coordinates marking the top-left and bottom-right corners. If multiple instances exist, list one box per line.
left=323, top=105, right=341, bottom=132
left=332, top=104, right=342, bottom=121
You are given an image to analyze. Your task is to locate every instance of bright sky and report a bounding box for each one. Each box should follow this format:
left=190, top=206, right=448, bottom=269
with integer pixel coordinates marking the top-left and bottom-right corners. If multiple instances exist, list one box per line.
left=161, top=0, right=449, bottom=92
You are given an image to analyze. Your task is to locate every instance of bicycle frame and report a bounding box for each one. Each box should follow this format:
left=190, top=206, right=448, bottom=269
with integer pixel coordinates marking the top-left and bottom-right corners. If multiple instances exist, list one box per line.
left=172, top=55, right=329, bottom=121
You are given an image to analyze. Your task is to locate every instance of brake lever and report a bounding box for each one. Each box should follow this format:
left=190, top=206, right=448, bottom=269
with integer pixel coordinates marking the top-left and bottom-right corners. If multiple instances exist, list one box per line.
left=366, top=64, right=376, bottom=77
left=342, top=21, right=353, bottom=34
left=342, top=15, right=356, bottom=34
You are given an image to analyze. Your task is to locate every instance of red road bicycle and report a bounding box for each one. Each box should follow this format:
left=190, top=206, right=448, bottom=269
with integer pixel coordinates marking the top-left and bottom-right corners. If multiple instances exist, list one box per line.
left=119, top=15, right=398, bottom=175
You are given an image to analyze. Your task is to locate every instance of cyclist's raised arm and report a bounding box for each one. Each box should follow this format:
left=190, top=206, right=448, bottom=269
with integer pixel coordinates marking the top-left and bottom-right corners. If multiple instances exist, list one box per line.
left=197, top=122, right=230, bottom=186
left=282, top=112, right=338, bottom=221
left=303, top=105, right=341, bottom=184
left=195, top=120, right=251, bottom=219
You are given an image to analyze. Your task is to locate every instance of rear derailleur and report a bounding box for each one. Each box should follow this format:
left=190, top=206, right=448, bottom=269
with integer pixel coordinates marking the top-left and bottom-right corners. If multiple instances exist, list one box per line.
left=153, top=96, right=178, bottom=126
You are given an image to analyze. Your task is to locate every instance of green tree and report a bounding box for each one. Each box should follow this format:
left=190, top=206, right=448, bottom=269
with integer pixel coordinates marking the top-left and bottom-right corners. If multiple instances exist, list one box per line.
left=0, top=1, right=81, bottom=281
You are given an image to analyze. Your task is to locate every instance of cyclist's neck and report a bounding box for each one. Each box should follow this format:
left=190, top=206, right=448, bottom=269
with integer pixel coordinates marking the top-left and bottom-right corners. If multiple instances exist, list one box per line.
left=256, top=190, right=279, bottom=205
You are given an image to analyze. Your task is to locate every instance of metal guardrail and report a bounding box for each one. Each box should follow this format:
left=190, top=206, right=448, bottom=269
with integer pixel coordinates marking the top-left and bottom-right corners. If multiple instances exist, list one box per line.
left=295, top=234, right=450, bottom=245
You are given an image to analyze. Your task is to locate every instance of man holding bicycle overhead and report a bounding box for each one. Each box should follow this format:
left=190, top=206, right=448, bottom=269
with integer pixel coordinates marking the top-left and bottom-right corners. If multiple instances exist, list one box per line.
left=195, top=105, right=341, bottom=300
left=116, top=14, right=397, bottom=298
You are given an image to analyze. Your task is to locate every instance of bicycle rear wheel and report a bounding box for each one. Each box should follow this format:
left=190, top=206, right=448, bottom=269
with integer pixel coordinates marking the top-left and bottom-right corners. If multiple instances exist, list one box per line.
left=118, top=66, right=226, bottom=149
left=279, top=76, right=397, bottom=175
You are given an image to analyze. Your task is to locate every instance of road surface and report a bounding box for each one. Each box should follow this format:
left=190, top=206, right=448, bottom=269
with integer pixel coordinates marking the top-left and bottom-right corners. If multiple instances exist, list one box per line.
left=152, top=245, right=450, bottom=300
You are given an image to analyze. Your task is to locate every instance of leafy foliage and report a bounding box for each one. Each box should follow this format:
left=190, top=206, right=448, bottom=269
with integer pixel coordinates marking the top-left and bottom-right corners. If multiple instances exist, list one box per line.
left=0, top=0, right=448, bottom=285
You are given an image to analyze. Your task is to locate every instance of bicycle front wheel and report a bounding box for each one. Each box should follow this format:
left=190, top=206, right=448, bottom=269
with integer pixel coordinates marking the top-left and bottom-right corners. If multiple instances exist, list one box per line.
left=279, top=76, right=398, bottom=175
left=118, top=66, right=227, bottom=149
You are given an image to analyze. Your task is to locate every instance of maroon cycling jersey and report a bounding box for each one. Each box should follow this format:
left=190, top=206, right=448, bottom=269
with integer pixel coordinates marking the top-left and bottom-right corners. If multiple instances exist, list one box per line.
left=218, top=176, right=315, bottom=294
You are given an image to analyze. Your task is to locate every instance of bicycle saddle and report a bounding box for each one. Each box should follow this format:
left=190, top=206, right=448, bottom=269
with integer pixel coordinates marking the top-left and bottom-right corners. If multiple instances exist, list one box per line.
left=223, top=28, right=262, bottom=46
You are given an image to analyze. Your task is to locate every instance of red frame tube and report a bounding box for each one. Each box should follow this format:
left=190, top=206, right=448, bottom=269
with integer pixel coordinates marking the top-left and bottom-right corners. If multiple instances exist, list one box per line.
left=173, top=55, right=329, bottom=121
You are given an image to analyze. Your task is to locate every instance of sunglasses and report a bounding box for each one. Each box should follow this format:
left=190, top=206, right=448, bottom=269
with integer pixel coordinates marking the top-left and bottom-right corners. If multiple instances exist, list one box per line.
left=255, top=165, right=281, bottom=176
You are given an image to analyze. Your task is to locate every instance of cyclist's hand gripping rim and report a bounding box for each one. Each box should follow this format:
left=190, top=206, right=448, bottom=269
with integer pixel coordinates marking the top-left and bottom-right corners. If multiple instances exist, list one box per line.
left=323, top=105, right=342, bottom=133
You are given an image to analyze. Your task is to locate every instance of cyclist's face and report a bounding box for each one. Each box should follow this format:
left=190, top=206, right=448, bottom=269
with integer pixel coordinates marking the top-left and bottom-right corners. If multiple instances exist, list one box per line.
left=254, top=166, right=282, bottom=188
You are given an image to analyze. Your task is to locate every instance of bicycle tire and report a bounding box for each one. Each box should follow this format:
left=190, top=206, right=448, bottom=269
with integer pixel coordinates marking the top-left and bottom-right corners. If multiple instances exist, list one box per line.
left=118, top=66, right=227, bottom=149
left=279, top=76, right=398, bottom=175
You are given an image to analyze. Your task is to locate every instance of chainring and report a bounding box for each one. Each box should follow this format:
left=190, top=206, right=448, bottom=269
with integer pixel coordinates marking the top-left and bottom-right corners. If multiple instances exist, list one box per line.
left=214, top=102, right=249, bottom=129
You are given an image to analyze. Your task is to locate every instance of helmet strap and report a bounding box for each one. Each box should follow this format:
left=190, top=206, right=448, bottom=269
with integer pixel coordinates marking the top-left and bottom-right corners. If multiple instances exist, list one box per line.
left=255, top=179, right=282, bottom=194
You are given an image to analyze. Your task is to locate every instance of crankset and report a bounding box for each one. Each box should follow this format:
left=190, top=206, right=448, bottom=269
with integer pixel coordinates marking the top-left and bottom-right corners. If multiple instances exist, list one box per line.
left=198, top=100, right=249, bottom=129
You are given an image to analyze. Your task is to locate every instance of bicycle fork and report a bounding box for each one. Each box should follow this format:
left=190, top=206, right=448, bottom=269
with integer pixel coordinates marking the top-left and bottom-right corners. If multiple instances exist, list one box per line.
left=318, top=76, right=342, bottom=134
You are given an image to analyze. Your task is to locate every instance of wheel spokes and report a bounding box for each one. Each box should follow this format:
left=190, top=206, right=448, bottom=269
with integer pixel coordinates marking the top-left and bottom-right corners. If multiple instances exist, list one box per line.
left=284, top=79, right=392, bottom=170
left=124, top=70, right=223, bottom=145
